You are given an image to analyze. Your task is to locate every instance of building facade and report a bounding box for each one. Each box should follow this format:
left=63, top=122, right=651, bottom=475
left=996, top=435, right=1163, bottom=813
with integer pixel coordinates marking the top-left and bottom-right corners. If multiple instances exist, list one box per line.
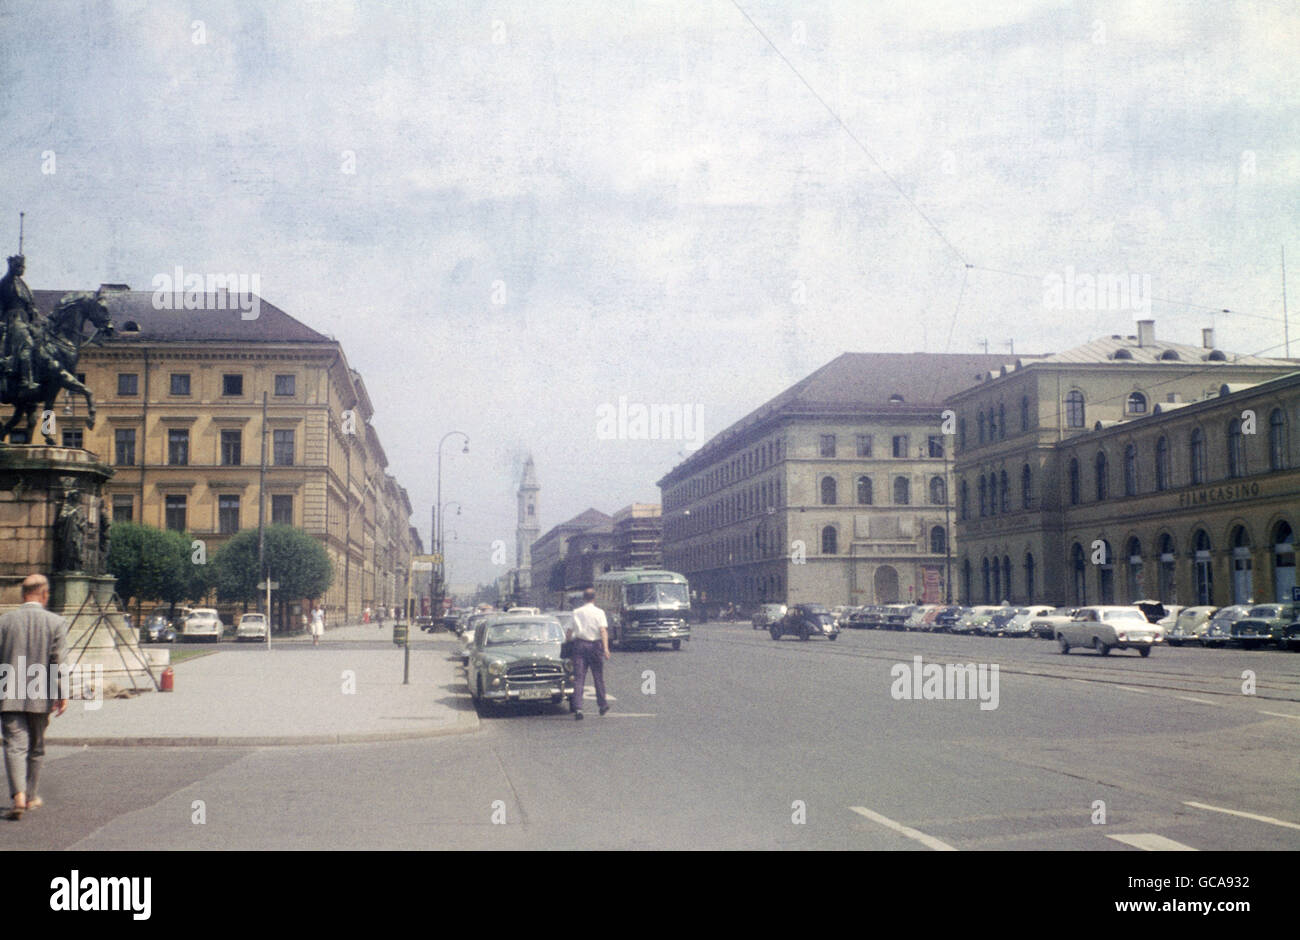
left=38, top=286, right=417, bottom=625
left=949, top=321, right=1298, bottom=606
left=612, top=503, right=662, bottom=568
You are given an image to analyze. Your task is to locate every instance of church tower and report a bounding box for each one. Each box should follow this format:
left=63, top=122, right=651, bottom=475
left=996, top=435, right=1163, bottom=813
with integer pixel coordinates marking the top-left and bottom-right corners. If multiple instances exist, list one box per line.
left=516, top=455, right=539, bottom=600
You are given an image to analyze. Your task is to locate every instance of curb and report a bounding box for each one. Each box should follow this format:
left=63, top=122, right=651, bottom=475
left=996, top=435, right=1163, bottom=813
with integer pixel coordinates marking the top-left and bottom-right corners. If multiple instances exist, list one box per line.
left=48, top=697, right=481, bottom=748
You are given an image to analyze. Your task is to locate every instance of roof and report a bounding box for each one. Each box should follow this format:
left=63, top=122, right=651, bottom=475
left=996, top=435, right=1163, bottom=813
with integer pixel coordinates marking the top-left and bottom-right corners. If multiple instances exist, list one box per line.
left=1036, top=335, right=1290, bottom=367
left=533, top=508, right=612, bottom=546
left=33, top=288, right=332, bottom=345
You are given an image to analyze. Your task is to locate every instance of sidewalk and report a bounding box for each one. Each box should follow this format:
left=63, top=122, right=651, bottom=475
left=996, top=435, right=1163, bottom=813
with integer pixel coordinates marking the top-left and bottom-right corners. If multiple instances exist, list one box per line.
left=48, top=623, right=477, bottom=747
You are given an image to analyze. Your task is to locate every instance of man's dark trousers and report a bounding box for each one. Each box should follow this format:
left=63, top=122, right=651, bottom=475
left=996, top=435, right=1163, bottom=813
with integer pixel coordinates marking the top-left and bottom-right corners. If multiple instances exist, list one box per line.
left=570, top=638, right=607, bottom=713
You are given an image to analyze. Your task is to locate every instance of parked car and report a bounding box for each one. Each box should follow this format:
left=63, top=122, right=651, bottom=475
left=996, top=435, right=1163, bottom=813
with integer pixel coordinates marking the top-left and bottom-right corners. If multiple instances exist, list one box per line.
left=930, top=606, right=964, bottom=632
left=140, top=613, right=176, bottom=644
left=752, top=603, right=788, bottom=631
left=770, top=604, right=840, bottom=641
left=881, top=604, right=915, bottom=631
left=1056, top=606, right=1161, bottom=656
left=983, top=606, right=1021, bottom=636
left=952, top=606, right=1000, bottom=635
left=179, top=608, right=223, bottom=643
left=235, top=612, right=268, bottom=642
left=1165, top=606, right=1216, bottom=646
left=903, top=605, right=942, bottom=631
left=1028, top=606, right=1076, bottom=639
left=1281, top=618, right=1300, bottom=652
left=1230, top=603, right=1300, bottom=648
left=1002, top=606, right=1055, bottom=637
left=466, top=614, right=574, bottom=710
left=1130, top=600, right=1176, bottom=638
left=1201, top=605, right=1250, bottom=648
left=847, top=606, right=884, bottom=629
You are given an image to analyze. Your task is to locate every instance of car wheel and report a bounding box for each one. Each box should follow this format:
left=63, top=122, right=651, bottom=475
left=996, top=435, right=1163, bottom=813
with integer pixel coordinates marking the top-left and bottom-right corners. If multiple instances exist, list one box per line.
left=1093, top=637, right=1110, bottom=656
left=1138, top=646, right=1151, bottom=657
left=672, top=639, right=682, bottom=650
left=1057, top=634, right=1070, bottom=654
left=828, top=633, right=838, bottom=641
left=769, top=625, right=781, bottom=641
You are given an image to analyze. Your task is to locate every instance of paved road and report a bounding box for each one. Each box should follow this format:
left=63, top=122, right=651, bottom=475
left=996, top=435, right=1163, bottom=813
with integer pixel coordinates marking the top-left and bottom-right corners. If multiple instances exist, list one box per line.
left=6, top=624, right=1297, bottom=850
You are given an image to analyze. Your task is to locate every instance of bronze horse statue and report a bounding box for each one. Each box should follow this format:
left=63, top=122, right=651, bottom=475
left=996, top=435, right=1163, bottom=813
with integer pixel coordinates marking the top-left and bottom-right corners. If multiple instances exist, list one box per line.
left=0, top=290, right=114, bottom=444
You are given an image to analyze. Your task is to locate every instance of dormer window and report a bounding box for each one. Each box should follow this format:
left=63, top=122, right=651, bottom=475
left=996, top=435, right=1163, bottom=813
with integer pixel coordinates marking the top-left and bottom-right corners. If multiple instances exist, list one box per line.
left=1159, top=349, right=1181, bottom=361
left=1112, top=348, right=1134, bottom=360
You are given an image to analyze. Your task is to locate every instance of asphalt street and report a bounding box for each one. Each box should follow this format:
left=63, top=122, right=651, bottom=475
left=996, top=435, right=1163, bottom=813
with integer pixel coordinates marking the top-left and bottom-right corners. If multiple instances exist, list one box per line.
left=6, top=623, right=1298, bottom=850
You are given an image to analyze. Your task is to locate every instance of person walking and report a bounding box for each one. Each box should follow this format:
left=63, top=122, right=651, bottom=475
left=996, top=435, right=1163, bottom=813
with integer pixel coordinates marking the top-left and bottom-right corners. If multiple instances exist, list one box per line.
left=1, top=574, right=69, bottom=820
left=309, top=606, right=324, bottom=647
left=567, top=587, right=610, bottom=720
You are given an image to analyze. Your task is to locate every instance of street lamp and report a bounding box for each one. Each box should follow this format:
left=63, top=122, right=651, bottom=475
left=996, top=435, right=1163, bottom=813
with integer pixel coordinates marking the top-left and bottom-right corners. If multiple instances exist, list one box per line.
left=434, top=431, right=469, bottom=615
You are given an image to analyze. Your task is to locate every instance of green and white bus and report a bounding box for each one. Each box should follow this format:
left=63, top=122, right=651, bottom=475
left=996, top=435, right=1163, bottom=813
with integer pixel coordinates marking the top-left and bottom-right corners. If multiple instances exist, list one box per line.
left=594, top=568, right=691, bottom=650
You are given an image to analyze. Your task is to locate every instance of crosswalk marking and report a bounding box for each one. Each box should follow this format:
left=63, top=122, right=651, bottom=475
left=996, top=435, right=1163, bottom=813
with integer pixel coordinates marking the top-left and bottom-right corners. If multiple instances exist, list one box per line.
left=1183, top=801, right=1300, bottom=831
left=1107, top=833, right=1197, bottom=851
left=849, top=806, right=957, bottom=851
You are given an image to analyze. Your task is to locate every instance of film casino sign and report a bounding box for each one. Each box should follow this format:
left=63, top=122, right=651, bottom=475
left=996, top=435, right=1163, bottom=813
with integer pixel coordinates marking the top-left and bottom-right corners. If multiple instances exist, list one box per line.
left=1177, top=480, right=1262, bottom=509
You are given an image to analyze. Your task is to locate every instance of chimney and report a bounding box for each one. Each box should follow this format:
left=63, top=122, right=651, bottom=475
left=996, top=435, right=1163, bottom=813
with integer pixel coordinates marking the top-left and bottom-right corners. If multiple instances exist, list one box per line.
left=1136, top=320, right=1155, bottom=347
left=1202, top=327, right=1215, bottom=349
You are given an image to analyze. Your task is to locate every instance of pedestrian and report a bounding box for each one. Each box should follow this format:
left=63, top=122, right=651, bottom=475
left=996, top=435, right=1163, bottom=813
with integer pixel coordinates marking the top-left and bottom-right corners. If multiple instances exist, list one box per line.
left=1, top=573, right=69, bottom=820
left=310, top=606, right=324, bottom=647
left=566, top=586, right=610, bottom=720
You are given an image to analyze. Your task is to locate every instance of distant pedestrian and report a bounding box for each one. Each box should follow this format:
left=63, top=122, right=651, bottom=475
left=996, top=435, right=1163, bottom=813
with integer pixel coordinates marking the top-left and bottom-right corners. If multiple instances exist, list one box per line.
left=566, top=587, right=610, bottom=720
left=310, top=606, right=324, bottom=646
left=1, top=574, right=69, bottom=820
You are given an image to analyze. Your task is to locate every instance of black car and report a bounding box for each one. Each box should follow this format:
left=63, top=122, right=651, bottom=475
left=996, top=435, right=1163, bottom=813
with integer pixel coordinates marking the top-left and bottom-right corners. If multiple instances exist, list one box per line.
left=770, top=604, right=840, bottom=641
left=140, top=614, right=176, bottom=644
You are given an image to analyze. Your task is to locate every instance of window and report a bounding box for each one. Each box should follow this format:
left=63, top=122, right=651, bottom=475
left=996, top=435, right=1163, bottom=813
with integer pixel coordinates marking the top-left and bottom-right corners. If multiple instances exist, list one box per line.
left=819, top=434, right=836, bottom=458
left=930, top=526, right=946, bottom=555
left=222, top=374, right=243, bottom=396
left=1020, top=396, right=1030, bottom=432
left=1072, top=543, right=1087, bottom=605
left=218, top=495, right=240, bottom=534
left=1095, top=451, right=1108, bottom=500
left=959, top=479, right=969, bottom=520
left=929, top=476, right=946, bottom=505
left=962, top=559, right=972, bottom=604
left=891, top=435, right=909, bottom=458
left=1065, top=391, right=1085, bottom=428
left=164, top=495, right=187, bottom=532
left=61, top=429, right=83, bottom=448
left=821, top=526, right=838, bottom=555
left=114, top=428, right=136, bottom=466
left=1003, top=556, right=1012, bottom=602
left=1098, top=540, right=1115, bottom=604
left=1024, top=553, right=1036, bottom=601
left=220, top=430, right=242, bottom=466
left=988, top=408, right=997, bottom=440
left=170, top=373, right=190, bottom=396
left=1269, top=409, right=1288, bottom=471
left=111, top=495, right=133, bottom=522
left=1159, top=533, right=1177, bottom=603
left=997, top=403, right=1006, bottom=440
left=1190, top=428, right=1206, bottom=484
left=856, top=434, right=873, bottom=458
left=1155, top=436, right=1170, bottom=491
left=978, top=413, right=986, bottom=444
left=1124, top=444, right=1138, bottom=496
left=1068, top=458, right=1080, bottom=505
left=273, top=429, right=295, bottom=466
left=117, top=373, right=138, bottom=396
left=927, top=435, right=944, bottom=458
left=1021, top=463, right=1032, bottom=509
left=958, top=418, right=967, bottom=451
left=1126, top=538, right=1143, bottom=603
left=274, top=374, right=296, bottom=397
left=856, top=476, right=873, bottom=505
left=999, top=470, right=1009, bottom=512
left=1194, top=529, right=1213, bottom=605
left=893, top=477, right=910, bottom=505
left=168, top=429, right=189, bottom=466
left=1126, top=391, right=1147, bottom=415
left=978, top=476, right=987, bottom=516
left=1227, top=418, right=1245, bottom=478
left=981, top=558, right=991, bottom=604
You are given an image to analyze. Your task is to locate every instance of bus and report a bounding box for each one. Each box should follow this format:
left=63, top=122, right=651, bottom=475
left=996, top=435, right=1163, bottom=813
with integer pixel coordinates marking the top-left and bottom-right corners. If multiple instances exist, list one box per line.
left=594, top=568, right=691, bottom=650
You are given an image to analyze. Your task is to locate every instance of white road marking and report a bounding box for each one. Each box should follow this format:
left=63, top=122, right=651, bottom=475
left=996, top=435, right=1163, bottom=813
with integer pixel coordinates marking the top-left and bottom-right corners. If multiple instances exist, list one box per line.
left=1174, top=695, right=1217, bottom=705
left=849, top=806, right=957, bottom=851
left=1107, top=833, right=1198, bottom=851
left=1116, top=686, right=1155, bottom=695
left=581, top=687, right=617, bottom=702
left=1183, top=801, right=1300, bottom=831
left=1258, top=710, right=1300, bottom=721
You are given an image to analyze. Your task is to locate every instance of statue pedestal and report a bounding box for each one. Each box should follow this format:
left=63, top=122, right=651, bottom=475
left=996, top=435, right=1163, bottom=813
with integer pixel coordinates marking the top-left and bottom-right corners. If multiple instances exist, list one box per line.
left=0, top=446, right=152, bottom=692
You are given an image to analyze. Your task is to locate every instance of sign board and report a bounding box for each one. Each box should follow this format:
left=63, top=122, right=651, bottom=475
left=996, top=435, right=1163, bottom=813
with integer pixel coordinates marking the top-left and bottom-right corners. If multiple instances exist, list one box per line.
left=413, top=553, right=442, bottom=565
left=410, top=561, right=434, bottom=572
left=256, top=581, right=280, bottom=590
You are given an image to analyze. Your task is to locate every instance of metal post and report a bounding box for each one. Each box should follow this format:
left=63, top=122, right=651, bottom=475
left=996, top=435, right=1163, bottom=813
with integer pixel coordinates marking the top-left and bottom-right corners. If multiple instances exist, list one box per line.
left=258, top=391, right=268, bottom=646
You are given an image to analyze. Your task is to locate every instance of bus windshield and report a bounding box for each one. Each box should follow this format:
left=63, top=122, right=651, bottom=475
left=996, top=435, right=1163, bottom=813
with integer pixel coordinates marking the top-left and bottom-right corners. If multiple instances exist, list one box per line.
left=625, top=582, right=689, bottom=606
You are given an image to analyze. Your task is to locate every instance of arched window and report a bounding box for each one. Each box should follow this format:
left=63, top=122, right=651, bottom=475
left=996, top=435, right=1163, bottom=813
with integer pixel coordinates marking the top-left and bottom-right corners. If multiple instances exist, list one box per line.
left=999, top=470, right=1009, bottom=512
left=1158, top=533, right=1176, bottom=603
left=1072, top=543, right=1087, bottom=604
left=981, top=558, right=991, bottom=604
left=821, top=476, right=837, bottom=505
left=929, top=476, right=946, bottom=505
left=1021, top=463, right=1032, bottom=509
left=1227, top=418, right=1245, bottom=478
left=978, top=412, right=986, bottom=444
left=1230, top=525, right=1253, bottom=604
left=978, top=475, right=988, bottom=516
left=930, top=526, right=946, bottom=555
left=1069, top=458, right=1080, bottom=505
left=998, top=403, right=1006, bottom=440
left=1095, top=451, right=1108, bottom=501
left=1269, top=408, right=1288, bottom=471
left=1024, top=553, right=1036, bottom=601
left=1126, top=537, right=1142, bottom=603
left=1273, top=521, right=1295, bottom=602
left=988, top=408, right=997, bottom=440
left=894, top=477, right=910, bottom=505
left=1126, top=391, right=1147, bottom=415
left=1190, top=428, right=1207, bottom=484
left=990, top=556, right=1000, bottom=602
left=1066, top=391, right=1085, bottom=428
left=1123, top=444, right=1138, bottom=496
left=1155, top=436, right=1170, bottom=491
left=1194, top=529, right=1213, bottom=605
left=821, top=526, right=838, bottom=555
left=959, top=479, right=969, bottom=520
left=962, top=559, right=972, bottom=605
left=1002, top=555, right=1012, bottom=602
left=1020, top=396, right=1030, bottom=432
left=1097, top=539, right=1115, bottom=604
left=856, top=476, right=873, bottom=505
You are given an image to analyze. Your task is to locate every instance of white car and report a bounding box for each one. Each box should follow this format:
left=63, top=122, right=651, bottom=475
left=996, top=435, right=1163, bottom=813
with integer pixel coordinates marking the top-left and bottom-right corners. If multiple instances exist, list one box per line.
left=181, top=608, right=224, bottom=642
left=1003, top=605, right=1056, bottom=637
left=235, top=612, right=268, bottom=641
left=1056, top=606, right=1162, bottom=657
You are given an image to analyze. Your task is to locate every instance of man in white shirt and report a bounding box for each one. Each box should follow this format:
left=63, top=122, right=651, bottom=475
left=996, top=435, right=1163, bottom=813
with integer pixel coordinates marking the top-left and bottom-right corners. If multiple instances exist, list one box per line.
left=567, top=587, right=610, bottom=720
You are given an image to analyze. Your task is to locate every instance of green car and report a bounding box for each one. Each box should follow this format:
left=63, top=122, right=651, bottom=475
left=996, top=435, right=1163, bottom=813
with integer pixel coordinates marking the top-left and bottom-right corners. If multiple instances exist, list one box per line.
left=1230, top=603, right=1300, bottom=649
left=467, top=615, right=574, bottom=710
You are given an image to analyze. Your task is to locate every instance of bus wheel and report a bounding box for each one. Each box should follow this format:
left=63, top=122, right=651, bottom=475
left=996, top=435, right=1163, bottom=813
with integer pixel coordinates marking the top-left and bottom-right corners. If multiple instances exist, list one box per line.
left=672, top=639, right=681, bottom=650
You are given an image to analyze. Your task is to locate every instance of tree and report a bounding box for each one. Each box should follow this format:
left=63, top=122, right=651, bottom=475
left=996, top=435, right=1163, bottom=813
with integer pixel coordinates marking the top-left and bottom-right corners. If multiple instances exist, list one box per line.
left=211, top=526, right=333, bottom=626
left=106, top=522, right=208, bottom=614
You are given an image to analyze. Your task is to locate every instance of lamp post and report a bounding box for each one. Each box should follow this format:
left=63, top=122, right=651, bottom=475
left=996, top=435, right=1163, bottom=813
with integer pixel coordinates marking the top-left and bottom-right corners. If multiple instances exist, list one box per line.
left=434, top=431, right=469, bottom=615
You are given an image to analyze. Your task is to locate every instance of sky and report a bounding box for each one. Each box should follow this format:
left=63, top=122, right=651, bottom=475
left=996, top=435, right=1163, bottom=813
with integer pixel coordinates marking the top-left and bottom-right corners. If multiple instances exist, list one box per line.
left=2, top=0, right=1298, bottom=586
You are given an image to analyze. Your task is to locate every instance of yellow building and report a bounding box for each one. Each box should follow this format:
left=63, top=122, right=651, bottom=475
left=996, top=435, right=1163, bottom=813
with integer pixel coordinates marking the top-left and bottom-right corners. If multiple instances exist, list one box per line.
left=32, top=286, right=417, bottom=624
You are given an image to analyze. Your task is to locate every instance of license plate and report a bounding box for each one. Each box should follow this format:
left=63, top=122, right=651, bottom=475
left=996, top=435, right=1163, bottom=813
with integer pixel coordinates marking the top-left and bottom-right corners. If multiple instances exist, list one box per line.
left=518, top=688, right=551, bottom=700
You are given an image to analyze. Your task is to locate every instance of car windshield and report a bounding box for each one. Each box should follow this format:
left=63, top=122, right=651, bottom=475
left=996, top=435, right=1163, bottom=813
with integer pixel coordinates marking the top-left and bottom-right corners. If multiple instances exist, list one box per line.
left=1247, top=606, right=1281, bottom=617
left=485, top=621, right=563, bottom=646
left=625, top=583, right=689, bottom=606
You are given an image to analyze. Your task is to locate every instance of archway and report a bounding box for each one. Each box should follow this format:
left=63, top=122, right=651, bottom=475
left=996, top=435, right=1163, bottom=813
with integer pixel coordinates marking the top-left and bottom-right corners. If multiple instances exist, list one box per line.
left=874, top=565, right=900, bottom=604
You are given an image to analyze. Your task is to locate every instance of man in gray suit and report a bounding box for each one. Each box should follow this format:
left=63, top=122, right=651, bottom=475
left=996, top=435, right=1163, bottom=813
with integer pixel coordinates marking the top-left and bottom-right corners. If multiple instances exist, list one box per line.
left=1, top=574, right=68, bottom=820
